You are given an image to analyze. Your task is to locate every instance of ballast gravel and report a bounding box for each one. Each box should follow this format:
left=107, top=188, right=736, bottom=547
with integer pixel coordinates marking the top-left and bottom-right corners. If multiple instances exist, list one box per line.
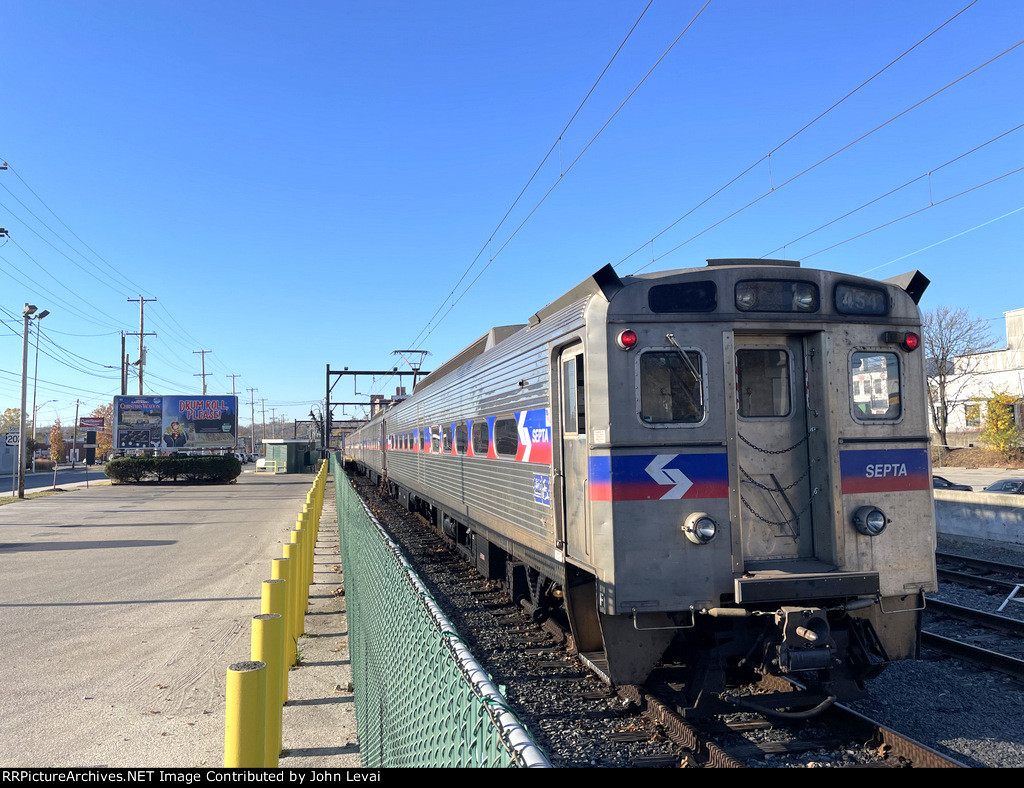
left=355, top=476, right=1024, bottom=768
left=846, top=535, right=1024, bottom=769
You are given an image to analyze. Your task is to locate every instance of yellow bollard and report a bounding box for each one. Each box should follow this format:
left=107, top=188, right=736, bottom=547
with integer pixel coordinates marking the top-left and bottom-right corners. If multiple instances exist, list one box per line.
left=261, top=578, right=290, bottom=701
left=271, top=559, right=296, bottom=668
left=251, top=613, right=284, bottom=767
left=283, top=542, right=304, bottom=640
left=290, top=528, right=310, bottom=611
left=224, top=661, right=267, bottom=768
left=293, top=519, right=307, bottom=590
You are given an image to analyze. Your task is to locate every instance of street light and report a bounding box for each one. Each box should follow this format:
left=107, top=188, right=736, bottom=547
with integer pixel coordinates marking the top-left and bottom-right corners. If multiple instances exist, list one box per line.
left=30, top=399, right=57, bottom=472
left=29, top=309, right=50, bottom=469
left=18, top=304, right=49, bottom=498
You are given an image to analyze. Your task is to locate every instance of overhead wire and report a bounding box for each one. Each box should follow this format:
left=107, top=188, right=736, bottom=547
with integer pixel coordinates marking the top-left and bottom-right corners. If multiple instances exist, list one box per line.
left=630, top=36, right=1024, bottom=273
left=620, top=0, right=989, bottom=273
left=799, top=166, right=1024, bottom=261
left=0, top=169, right=250, bottom=406
left=0, top=161, right=155, bottom=298
left=363, top=0, right=717, bottom=405
left=760, top=123, right=1024, bottom=258
left=859, top=204, right=1024, bottom=277
left=406, top=0, right=660, bottom=352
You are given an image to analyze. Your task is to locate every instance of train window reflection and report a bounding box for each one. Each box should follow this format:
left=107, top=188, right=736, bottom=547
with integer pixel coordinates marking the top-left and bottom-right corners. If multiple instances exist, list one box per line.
left=640, top=350, right=704, bottom=423
left=737, top=349, right=791, bottom=417
left=493, top=417, right=519, bottom=457
left=472, top=421, right=489, bottom=455
left=455, top=423, right=468, bottom=454
left=851, top=352, right=901, bottom=420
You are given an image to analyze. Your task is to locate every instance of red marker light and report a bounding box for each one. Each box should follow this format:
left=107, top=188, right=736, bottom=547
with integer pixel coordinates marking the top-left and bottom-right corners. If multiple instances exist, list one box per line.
left=617, top=329, right=638, bottom=350
left=883, top=330, right=921, bottom=351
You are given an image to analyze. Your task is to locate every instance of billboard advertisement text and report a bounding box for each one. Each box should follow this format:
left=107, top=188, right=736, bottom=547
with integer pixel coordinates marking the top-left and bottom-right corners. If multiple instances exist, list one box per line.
left=113, top=395, right=239, bottom=451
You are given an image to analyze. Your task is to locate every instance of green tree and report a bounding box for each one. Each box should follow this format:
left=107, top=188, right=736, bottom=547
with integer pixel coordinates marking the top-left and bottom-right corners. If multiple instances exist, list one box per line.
left=981, top=391, right=1021, bottom=460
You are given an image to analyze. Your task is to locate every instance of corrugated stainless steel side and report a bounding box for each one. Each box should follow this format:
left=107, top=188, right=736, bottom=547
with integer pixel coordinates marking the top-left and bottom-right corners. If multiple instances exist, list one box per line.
left=348, top=296, right=589, bottom=545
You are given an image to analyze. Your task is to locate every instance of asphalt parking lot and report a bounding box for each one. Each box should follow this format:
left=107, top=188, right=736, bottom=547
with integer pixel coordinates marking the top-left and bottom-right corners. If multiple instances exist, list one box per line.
left=0, top=470, right=358, bottom=768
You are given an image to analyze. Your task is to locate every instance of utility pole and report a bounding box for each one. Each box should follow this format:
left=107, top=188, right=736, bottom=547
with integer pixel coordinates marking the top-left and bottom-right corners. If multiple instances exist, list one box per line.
left=226, top=373, right=240, bottom=396
left=260, top=398, right=267, bottom=447
left=247, top=387, right=257, bottom=455
left=127, top=295, right=156, bottom=395
left=120, top=332, right=128, bottom=395
left=193, top=349, right=211, bottom=394
left=19, top=304, right=48, bottom=499
left=270, top=407, right=276, bottom=440
left=72, top=400, right=81, bottom=469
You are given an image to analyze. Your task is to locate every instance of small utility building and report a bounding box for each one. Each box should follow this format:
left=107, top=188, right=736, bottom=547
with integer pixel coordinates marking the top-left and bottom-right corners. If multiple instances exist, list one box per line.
left=262, top=439, right=320, bottom=473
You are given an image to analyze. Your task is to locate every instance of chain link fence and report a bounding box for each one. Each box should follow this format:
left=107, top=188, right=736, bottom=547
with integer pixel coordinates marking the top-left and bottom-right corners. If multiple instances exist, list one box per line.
left=330, top=454, right=550, bottom=767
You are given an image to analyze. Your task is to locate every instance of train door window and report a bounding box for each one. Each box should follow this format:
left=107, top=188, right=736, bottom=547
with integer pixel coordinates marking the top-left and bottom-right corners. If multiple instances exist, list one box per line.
left=493, top=417, right=519, bottom=457
left=472, top=420, right=490, bottom=455
left=639, top=350, right=704, bottom=424
left=851, top=352, right=901, bottom=420
left=562, top=353, right=586, bottom=434
left=737, top=349, right=791, bottom=417
left=455, top=422, right=468, bottom=454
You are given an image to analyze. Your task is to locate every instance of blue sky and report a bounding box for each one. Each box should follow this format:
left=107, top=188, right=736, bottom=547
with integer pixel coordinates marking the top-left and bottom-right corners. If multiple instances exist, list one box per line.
left=1, top=1, right=1021, bottom=434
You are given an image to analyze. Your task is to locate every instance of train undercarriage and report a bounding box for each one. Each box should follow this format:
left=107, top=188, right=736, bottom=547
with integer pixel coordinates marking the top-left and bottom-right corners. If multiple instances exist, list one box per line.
left=355, top=464, right=900, bottom=718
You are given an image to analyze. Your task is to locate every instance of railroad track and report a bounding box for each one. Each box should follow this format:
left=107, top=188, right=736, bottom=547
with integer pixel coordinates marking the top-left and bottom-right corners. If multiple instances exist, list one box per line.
left=935, top=551, right=1024, bottom=592
left=925, top=552, right=1024, bottom=680
left=350, top=473, right=968, bottom=767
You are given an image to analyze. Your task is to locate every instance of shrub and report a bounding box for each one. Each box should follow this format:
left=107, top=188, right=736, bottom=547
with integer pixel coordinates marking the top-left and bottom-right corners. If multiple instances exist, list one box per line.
left=104, top=455, right=242, bottom=484
left=981, top=391, right=1022, bottom=461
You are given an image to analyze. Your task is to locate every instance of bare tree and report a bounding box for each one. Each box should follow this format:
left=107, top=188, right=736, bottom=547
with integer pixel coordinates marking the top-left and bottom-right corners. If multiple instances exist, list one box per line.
left=922, top=306, right=995, bottom=448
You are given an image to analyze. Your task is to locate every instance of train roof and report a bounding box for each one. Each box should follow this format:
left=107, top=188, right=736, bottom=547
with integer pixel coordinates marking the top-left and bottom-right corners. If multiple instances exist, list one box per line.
left=411, top=260, right=929, bottom=396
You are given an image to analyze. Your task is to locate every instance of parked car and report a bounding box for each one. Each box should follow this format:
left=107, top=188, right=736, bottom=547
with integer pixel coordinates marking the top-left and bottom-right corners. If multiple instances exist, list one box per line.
left=932, top=475, right=972, bottom=491
left=982, top=478, right=1024, bottom=494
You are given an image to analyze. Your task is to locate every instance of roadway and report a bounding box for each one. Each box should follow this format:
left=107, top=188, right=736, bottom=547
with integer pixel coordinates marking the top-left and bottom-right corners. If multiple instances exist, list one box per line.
left=5, top=463, right=112, bottom=495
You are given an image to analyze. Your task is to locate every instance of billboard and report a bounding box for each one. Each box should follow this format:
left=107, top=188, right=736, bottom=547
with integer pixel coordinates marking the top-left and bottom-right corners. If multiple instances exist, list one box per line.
left=113, top=395, right=239, bottom=451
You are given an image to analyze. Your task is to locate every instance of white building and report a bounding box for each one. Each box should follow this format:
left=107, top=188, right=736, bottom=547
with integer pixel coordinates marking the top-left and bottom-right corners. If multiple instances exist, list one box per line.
left=937, top=307, right=1024, bottom=447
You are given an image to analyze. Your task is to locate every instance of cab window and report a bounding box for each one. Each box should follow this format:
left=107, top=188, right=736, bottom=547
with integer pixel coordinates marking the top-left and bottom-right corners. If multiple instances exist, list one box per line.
left=851, top=352, right=901, bottom=420
left=737, top=349, right=791, bottom=417
left=640, top=350, right=704, bottom=424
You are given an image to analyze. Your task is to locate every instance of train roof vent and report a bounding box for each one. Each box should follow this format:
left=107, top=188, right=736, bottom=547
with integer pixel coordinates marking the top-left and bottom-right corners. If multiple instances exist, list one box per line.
left=412, top=324, right=527, bottom=395
left=706, top=258, right=800, bottom=267
left=486, top=325, right=527, bottom=350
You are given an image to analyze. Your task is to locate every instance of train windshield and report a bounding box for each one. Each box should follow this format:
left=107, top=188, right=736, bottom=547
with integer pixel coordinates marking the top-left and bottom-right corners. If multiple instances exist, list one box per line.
left=639, top=350, right=704, bottom=423
left=851, top=351, right=901, bottom=420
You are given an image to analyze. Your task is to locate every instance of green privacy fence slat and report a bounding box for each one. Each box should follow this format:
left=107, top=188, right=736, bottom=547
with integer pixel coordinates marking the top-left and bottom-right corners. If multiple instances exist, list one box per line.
left=330, top=454, right=551, bottom=768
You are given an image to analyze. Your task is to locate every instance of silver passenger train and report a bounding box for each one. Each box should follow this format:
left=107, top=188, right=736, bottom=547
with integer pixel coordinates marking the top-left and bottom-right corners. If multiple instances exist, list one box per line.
left=345, top=258, right=937, bottom=714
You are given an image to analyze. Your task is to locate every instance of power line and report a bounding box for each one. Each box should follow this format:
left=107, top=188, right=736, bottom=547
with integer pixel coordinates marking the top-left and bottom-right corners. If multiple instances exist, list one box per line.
left=630, top=36, right=1024, bottom=273
left=761, top=123, right=1024, bottom=258
left=404, top=1, right=713, bottom=358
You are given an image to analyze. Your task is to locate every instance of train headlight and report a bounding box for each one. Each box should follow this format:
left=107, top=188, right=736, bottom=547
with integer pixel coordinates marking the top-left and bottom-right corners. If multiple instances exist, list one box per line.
left=683, top=512, right=718, bottom=544
left=852, top=505, right=887, bottom=536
